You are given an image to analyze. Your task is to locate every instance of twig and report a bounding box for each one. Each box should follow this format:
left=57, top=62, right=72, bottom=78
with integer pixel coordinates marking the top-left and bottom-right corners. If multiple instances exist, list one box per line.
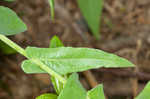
left=83, top=71, right=98, bottom=88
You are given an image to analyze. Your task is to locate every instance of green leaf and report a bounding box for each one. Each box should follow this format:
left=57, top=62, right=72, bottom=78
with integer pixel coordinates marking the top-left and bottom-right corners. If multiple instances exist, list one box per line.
left=21, top=47, right=134, bottom=75
left=50, top=35, right=64, bottom=94
left=36, top=93, right=57, bottom=99
left=49, top=35, right=64, bottom=48
left=21, top=60, right=45, bottom=73
left=58, top=73, right=86, bottom=99
left=48, top=0, right=55, bottom=21
left=77, top=0, right=103, bottom=39
left=0, top=6, right=27, bottom=36
left=0, top=40, right=16, bottom=55
left=87, top=84, right=105, bottom=99
left=135, top=82, right=150, bottom=99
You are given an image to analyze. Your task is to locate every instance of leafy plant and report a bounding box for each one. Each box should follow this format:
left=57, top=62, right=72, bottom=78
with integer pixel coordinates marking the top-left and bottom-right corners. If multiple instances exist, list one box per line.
left=0, top=5, right=149, bottom=99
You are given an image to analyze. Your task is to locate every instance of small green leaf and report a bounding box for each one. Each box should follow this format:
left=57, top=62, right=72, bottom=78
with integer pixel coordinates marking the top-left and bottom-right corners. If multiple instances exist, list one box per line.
left=58, top=73, right=86, bottom=99
left=0, top=6, right=27, bottom=36
left=21, top=47, right=134, bottom=75
left=135, top=82, right=150, bottom=99
left=87, top=84, right=105, bottom=99
left=0, top=40, right=16, bottom=55
left=48, top=0, right=55, bottom=21
left=36, top=93, right=57, bottom=99
left=49, top=35, right=64, bottom=48
left=77, top=0, right=103, bottom=39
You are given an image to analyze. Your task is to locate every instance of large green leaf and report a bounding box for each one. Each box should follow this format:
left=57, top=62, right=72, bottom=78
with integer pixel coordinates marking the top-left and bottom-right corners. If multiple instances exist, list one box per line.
left=77, top=0, right=103, bottom=39
left=58, top=73, right=86, bottom=99
left=0, top=6, right=27, bottom=36
left=36, top=93, right=57, bottom=99
left=135, top=82, right=150, bottom=99
left=21, top=47, right=134, bottom=75
left=87, top=84, right=105, bottom=99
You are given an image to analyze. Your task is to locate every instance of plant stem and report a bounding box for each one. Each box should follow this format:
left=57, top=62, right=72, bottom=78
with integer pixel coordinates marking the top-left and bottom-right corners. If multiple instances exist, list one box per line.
left=0, top=34, right=66, bottom=84
left=48, top=0, right=55, bottom=21
left=0, top=34, right=27, bottom=57
left=31, top=59, right=66, bottom=84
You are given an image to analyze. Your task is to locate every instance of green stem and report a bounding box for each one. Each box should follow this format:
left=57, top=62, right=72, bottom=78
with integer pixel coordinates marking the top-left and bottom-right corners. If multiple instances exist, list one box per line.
left=48, top=0, right=55, bottom=21
left=0, top=34, right=27, bottom=57
left=31, top=59, right=66, bottom=84
left=0, top=34, right=66, bottom=84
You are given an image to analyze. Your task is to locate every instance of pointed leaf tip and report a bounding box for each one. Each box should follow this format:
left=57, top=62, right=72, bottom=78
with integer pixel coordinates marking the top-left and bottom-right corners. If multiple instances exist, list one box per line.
left=50, top=35, right=64, bottom=48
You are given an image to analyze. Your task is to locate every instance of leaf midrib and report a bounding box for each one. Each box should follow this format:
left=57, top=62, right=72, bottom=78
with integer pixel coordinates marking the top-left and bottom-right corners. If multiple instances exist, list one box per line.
left=32, top=57, right=120, bottom=61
